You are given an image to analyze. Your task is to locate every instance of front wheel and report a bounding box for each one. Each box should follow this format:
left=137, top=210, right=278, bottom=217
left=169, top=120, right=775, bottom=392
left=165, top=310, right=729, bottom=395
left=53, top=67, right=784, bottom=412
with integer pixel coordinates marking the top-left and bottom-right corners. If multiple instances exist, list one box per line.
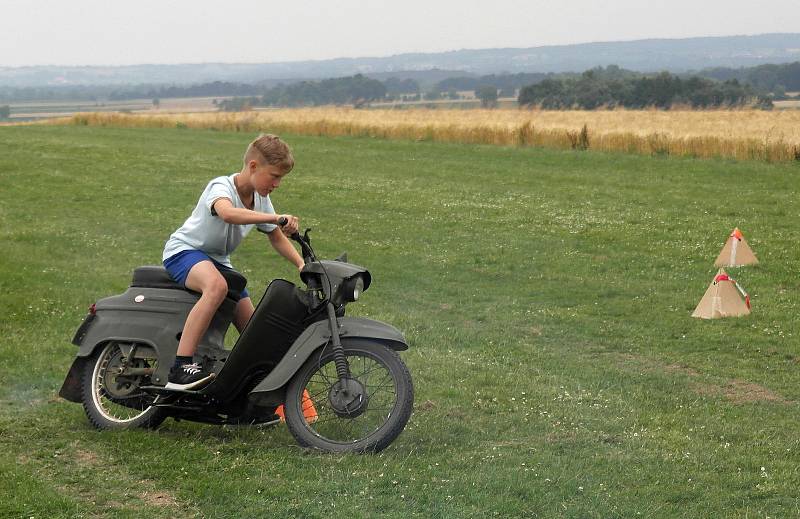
left=284, top=339, right=414, bottom=453
left=80, top=342, right=166, bottom=430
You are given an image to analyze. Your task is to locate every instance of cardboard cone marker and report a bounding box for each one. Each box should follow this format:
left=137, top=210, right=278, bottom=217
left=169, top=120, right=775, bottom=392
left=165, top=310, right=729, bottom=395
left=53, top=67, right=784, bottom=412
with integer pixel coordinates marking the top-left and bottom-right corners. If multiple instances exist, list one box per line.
left=714, top=227, right=759, bottom=267
left=692, top=268, right=751, bottom=319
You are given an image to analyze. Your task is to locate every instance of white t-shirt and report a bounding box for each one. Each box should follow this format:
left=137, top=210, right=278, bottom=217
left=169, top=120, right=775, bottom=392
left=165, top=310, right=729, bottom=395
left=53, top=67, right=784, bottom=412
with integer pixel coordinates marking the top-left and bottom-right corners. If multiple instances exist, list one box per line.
left=162, top=173, right=277, bottom=267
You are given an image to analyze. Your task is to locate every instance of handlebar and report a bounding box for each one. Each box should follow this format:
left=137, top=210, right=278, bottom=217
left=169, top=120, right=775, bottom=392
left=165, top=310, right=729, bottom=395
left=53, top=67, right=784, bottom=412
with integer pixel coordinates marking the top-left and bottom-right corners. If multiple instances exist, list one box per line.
left=269, top=220, right=326, bottom=297
left=277, top=217, right=301, bottom=242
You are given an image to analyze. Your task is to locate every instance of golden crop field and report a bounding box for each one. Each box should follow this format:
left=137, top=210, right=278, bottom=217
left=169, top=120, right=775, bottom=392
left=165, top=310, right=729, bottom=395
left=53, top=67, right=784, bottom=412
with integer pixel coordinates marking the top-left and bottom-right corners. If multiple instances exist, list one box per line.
left=41, top=107, right=800, bottom=162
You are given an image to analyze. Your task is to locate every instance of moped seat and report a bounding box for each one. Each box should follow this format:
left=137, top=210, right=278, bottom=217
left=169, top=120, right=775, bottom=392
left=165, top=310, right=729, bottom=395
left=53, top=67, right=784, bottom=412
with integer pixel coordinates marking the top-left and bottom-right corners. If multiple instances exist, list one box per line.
left=131, top=266, right=247, bottom=300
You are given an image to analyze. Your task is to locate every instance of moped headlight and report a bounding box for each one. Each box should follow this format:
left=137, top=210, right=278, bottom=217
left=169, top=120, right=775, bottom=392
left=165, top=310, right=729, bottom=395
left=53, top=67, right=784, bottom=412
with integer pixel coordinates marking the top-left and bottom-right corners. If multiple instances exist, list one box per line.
left=342, top=275, right=365, bottom=302
left=353, top=276, right=364, bottom=300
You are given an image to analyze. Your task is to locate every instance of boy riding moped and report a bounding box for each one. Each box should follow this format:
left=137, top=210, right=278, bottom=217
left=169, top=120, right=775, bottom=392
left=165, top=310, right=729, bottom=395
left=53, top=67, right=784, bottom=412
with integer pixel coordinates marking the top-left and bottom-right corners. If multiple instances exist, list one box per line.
left=58, top=134, right=414, bottom=453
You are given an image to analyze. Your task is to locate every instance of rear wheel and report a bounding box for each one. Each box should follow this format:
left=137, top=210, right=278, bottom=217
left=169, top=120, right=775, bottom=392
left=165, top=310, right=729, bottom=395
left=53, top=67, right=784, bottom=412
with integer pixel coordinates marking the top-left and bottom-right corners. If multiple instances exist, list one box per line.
left=80, top=342, right=166, bottom=430
left=284, top=339, right=413, bottom=453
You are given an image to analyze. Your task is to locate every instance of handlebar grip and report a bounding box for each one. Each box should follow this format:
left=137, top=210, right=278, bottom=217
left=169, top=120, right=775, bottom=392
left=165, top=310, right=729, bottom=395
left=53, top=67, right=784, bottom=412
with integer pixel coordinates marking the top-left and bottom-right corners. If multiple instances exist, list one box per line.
left=278, top=217, right=301, bottom=242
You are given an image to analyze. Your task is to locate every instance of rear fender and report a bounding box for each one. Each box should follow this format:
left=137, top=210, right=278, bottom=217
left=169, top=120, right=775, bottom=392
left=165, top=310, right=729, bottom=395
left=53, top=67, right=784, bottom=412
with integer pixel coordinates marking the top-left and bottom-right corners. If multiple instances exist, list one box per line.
left=70, top=286, right=234, bottom=385
left=76, top=336, right=161, bottom=359
left=249, top=316, right=407, bottom=396
left=74, top=308, right=172, bottom=360
left=118, top=342, right=158, bottom=359
left=58, top=339, right=161, bottom=403
left=58, top=357, right=88, bottom=403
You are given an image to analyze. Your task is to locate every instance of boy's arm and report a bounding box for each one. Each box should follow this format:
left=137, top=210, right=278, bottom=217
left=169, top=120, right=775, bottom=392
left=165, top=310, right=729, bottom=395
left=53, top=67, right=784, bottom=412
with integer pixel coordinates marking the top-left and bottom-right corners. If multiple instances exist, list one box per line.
left=268, top=228, right=305, bottom=270
left=213, top=198, right=282, bottom=226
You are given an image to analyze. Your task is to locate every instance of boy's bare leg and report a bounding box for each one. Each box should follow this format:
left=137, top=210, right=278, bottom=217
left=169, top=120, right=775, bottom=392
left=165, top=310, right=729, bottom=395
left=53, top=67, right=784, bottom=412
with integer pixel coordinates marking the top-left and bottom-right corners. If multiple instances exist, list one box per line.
left=234, top=297, right=256, bottom=333
left=176, top=261, right=229, bottom=357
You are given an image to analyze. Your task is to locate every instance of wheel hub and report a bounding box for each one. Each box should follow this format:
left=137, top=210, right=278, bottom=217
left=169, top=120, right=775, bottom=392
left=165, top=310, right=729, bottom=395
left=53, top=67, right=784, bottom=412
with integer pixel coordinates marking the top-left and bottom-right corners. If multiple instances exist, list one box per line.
left=102, top=355, right=140, bottom=398
left=328, top=377, right=367, bottom=418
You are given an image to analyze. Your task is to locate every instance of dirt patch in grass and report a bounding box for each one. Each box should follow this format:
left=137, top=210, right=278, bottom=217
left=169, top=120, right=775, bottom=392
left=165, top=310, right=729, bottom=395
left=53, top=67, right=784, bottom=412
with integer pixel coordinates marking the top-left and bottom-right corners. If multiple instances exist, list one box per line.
left=614, top=353, right=698, bottom=377
left=74, top=448, right=100, bottom=467
left=663, top=363, right=699, bottom=377
left=444, top=407, right=468, bottom=420
left=691, top=379, right=789, bottom=404
left=417, top=400, right=437, bottom=412
left=545, top=429, right=579, bottom=444
left=612, top=353, right=789, bottom=404
left=51, top=444, right=193, bottom=514
left=725, top=380, right=788, bottom=403
left=140, top=488, right=179, bottom=508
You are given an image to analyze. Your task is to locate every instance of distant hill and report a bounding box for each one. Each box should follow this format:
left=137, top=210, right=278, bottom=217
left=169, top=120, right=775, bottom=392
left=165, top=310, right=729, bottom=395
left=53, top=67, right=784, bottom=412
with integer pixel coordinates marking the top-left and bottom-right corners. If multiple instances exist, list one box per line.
left=2, top=33, right=800, bottom=87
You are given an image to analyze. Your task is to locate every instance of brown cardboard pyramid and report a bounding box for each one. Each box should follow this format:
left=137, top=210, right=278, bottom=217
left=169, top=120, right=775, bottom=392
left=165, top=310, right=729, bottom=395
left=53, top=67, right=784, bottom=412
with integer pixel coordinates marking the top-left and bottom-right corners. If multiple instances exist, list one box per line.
left=714, top=227, right=759, bottom=267
left=692, top=268, right=751, bottom=319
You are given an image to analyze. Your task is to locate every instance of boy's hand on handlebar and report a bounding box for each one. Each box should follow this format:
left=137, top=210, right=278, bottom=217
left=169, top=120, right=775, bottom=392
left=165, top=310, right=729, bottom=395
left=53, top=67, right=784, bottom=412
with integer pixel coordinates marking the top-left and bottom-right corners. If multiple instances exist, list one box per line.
left=278, top=214, right=299, bottom=235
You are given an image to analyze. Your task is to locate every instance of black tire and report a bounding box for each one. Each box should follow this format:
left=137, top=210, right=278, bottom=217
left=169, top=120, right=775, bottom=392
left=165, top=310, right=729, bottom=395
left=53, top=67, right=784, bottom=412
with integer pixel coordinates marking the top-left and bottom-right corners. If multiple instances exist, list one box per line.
left=80, top=342, right=167, bottom=430
left=284, top=339, right=414, bottom=453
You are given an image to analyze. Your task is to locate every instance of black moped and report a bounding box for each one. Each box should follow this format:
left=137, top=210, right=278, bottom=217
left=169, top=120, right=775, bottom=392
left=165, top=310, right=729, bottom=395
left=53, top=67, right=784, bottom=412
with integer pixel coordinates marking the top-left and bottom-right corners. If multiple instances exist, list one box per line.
left=59, top=228, right=414, bottom=453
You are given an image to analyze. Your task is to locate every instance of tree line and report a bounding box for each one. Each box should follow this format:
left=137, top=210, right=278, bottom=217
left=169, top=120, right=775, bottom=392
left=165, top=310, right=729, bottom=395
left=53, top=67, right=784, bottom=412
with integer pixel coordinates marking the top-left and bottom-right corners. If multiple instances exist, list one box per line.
left=434, top=73, right=550, bottom=96
left=109, top=81, right=262, bottom=101
left=517, top=68, right=772, bottom=109
left=217, top=74, right=387, bottom=110
left=2, top=61, right=797, bottom=109
left=700, top=62, right=800, bottom=98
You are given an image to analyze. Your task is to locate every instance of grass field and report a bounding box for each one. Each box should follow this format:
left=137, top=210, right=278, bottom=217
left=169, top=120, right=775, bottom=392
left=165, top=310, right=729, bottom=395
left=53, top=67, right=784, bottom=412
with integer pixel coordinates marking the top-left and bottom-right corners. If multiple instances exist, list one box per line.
left=1, top=125, right=800, bottom=518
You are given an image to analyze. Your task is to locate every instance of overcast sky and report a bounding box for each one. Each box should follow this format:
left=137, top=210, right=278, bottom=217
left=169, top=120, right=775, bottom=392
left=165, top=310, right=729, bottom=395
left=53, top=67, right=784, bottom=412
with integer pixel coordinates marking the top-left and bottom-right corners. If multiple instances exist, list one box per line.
left=4, top=0, right=799, bottom=67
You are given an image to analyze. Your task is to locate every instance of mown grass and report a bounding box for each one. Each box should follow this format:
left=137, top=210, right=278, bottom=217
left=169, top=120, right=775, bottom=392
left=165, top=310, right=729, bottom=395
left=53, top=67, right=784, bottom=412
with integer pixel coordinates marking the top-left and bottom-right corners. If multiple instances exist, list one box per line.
left=1, top=125, right=799, bottom=518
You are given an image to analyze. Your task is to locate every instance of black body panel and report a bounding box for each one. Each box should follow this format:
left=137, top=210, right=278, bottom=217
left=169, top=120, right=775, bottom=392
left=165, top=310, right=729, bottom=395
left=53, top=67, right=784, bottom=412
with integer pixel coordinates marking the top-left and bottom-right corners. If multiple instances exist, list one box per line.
left=203, top=279, right=310, bottom=402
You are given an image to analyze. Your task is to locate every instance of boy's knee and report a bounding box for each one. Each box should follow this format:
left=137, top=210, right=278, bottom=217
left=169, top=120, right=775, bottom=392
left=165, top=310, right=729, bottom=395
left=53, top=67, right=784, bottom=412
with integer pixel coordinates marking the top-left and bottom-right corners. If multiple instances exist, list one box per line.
left=205, top=276, right=229, bottom=303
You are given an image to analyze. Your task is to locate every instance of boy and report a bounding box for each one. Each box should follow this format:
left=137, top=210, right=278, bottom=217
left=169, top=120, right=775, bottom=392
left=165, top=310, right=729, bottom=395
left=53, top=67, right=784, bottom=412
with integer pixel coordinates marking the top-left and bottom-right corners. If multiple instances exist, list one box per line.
left=162, top=134, right=304, bottom=389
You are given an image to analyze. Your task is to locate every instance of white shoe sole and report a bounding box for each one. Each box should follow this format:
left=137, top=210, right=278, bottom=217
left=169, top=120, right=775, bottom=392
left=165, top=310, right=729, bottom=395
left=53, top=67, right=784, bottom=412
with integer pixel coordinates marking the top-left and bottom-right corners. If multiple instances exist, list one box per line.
left=164, top=373, right=215, bottom=391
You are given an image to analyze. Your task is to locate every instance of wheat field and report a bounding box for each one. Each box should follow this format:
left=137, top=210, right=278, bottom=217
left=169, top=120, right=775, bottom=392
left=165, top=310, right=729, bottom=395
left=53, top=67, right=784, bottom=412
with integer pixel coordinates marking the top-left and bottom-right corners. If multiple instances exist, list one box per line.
left=40, top=107, right=800, bottom=162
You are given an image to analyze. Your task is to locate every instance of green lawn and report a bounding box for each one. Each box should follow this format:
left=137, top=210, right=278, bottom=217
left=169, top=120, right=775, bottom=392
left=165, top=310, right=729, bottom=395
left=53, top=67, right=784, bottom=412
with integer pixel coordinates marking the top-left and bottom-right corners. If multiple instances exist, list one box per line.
left=1, top=125, right=799, bottom=518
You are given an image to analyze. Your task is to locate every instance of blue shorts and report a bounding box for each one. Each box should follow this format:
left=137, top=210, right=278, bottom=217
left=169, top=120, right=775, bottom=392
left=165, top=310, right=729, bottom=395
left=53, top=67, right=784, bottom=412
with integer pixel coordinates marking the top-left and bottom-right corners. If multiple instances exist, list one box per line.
left=163, top=250, right=249, bottom=299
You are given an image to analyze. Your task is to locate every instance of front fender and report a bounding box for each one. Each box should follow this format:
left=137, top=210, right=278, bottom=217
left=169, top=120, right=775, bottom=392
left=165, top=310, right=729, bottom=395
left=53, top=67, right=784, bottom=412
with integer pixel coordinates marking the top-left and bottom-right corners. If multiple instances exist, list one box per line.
left=250, top=317, right=408, bottom=395
left=338, top=317, right=408, bottom=350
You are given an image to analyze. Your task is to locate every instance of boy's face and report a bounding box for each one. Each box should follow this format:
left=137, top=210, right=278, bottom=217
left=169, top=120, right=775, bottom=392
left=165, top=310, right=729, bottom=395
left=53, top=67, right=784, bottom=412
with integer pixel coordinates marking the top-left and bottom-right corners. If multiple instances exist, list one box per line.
left=250, top=162, right=288, bottom=196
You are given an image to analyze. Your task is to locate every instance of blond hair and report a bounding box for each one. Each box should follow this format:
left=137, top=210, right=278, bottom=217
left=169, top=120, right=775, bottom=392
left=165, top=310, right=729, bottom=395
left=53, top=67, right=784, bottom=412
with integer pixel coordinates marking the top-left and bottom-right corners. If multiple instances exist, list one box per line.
left=244, top=134, right=294, bottom=173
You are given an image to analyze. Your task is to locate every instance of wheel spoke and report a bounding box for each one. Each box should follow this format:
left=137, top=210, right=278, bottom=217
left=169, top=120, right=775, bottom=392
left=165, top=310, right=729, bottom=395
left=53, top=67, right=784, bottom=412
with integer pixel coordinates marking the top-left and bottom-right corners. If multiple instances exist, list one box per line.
left=306, top=384, right=332, bottom=402
left=350, top=362, right=386, bottom=381
left=367, top=383, right=396, bottom=399
left=91, top=343, right=157, bottom=424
